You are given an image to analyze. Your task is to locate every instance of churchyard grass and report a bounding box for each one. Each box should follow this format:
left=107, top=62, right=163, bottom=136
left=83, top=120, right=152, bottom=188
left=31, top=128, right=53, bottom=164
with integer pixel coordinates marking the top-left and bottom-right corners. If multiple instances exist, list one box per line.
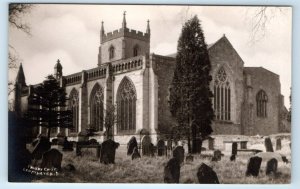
left=33, top=145, right=291, bottom=183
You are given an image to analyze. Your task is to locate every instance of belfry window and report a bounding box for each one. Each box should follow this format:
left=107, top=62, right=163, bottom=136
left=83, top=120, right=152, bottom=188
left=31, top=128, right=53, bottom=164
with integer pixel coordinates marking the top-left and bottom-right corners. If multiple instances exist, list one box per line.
left=256, top=90, right=268, bottom=117
left=109, top=46, right=115, bottom=59
left=133, top=45, right=139, bottom=57
left=69, top=89, right=79, bottom=133
left=213, top=67, right=231, bottom=121
left=117, top=77, right=136, bottom=133
left=90, top=84, right=104, bottom=131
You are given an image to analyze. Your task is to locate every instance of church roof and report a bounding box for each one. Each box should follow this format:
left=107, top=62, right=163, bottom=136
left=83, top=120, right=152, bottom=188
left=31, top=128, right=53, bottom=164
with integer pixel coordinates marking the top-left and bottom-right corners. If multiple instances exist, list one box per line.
left=244, top=67, right=279, bottom=77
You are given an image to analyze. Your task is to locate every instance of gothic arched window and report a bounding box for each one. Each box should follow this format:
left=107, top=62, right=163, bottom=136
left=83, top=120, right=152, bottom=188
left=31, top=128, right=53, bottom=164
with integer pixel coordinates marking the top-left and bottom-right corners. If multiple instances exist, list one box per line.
left=109, top=46, right=115, bottom=59
left=256, top=90, right=268, bottom=117
left=117, top=77, right=136, bottom=133
left=214, top=67, right=231, bottom=121
left=69, top=89, right=79, bottom=133
left=133, top=45, right=139, bottom=57
left=90, top=84, right=104, bottom=131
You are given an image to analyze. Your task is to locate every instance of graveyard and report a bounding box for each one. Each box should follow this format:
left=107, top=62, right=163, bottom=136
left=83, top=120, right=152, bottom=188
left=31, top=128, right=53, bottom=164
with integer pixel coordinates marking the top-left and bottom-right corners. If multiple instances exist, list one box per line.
left=27, top=134, right=291, bottom=184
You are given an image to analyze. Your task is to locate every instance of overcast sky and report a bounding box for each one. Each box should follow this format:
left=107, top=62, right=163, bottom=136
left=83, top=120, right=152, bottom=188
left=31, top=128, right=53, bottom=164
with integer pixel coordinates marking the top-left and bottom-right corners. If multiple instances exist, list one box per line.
left=9, top=4, right=292, bottom=107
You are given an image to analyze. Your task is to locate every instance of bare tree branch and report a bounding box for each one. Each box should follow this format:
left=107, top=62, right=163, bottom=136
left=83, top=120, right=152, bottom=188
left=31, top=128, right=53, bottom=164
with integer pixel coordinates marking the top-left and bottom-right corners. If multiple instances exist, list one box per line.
left=9, top=4, right=33, bottom=35
left=247, top=7, right=288, bottom=44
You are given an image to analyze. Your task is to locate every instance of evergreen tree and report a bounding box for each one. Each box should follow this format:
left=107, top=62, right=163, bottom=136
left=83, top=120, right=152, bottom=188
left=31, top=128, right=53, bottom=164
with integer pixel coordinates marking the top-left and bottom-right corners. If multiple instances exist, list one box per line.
left=27, top=75, right=72, bottom=139
left=169, top=16, right=214, bottom=153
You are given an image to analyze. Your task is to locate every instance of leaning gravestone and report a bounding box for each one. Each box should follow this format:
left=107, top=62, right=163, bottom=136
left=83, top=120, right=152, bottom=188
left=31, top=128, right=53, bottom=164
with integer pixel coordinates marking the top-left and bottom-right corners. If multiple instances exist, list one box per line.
left=127, top=136, right=138, bottom=155
left=164, top=157, right=180, bottom=183
left=230, top=154, right=236, bottom=161
left=276, top=138, right=282, bottom=151
left=197, top=163, right=219, bottom=184
left=62, top=137, right=73, bottom=151
left=141, top=135, right=152, bottom=156
left=157, top=139, right=166, bottom=156
left=246, top=156, right=262, bottom=177
left=31, top=137, right=51, bottom=160
left=212, top=150, right=222, bottom=161
left=232, top=142, right=238, bottom=156
left=173, top=146, right=184, bottom=164
left=100, top=139, right=119, bottom=164
left=266, top=158, right=278, bottom=175
left=131, top=147, right=141, bottom=160
left=40, top=149, right=63, bottom=171
left=264, top=137, right=274, bottom=152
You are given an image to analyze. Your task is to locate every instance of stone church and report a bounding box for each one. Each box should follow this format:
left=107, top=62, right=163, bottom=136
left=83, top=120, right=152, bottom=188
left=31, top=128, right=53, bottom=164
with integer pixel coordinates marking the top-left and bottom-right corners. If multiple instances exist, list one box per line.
left=14, top=13, right=290, bottom=144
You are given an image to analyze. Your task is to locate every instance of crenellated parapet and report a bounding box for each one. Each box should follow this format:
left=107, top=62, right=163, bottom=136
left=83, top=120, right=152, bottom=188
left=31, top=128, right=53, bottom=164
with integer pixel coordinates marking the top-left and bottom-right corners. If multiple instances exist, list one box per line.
left=101, top=28, right=150, bottom=44
left=87, top=66, right=107, bottom=81
left=111, top=55, right=144, bottom=74
left=65, top=72, right=82, bottom=86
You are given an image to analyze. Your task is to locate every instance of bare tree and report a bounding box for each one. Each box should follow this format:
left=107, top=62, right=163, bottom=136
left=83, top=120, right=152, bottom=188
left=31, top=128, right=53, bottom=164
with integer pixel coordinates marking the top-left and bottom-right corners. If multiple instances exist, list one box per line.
left=8, top=4, right=33, bottom=96
left=247, top=6, right=288, bottom=43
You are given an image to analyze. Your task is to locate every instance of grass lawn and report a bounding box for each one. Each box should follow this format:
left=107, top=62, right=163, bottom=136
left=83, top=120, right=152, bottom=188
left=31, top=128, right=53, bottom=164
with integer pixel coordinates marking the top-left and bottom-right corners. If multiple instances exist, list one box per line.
left=32, top=145, right=291, bottom=184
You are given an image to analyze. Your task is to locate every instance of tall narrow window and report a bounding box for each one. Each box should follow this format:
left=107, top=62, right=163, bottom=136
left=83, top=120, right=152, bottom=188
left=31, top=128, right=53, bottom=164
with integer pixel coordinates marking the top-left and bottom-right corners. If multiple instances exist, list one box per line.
left=69, top=89, right=79, bottom=133
left=256, top=90, right=268, bottom=117
left=214, top=67, right=231, bottom=121
left=109, top=46, right=115, bottom=59
left=90, top=84, right=104, bottom=131
left=117, top=77, right=136, bottom=133
left=133, top=45, right=139, bottom=57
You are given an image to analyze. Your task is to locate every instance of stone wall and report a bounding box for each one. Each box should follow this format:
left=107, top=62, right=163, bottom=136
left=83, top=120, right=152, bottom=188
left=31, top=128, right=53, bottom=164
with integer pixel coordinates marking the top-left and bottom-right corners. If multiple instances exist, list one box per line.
left=244, top=67, right=281, bottom=135
left=208, top=36, right=244, bottom=134
left=151, top=54, right=177, bottom=135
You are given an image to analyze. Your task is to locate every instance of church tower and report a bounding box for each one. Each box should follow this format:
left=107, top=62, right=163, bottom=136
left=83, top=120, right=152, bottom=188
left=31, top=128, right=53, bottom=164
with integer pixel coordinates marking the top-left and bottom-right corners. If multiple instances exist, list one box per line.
left=98, top=12, right=150, bottom=66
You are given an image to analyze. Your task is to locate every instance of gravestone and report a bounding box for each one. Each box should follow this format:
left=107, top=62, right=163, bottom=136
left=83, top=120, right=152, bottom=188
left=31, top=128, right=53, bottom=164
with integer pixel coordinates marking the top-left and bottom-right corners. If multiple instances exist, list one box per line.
left=246, top=156, right=262, bottom=177
left=40, top=149, right=63, bottom=171
left=212, top=150, right=222, bottom=161
left=131, top=147, right=141, bottom=160
left=78, top=131, right=89, bottom=144
left=264, top=137, right=274, bottom=152
left=89, top=138, right=98, bottom=145
left=31, top=137, right=51, bottom=160
left=266, top=158, right=278, bottom=175
left=197, top=163, right=219, bottom=184
left=208, top=137, right=214, bottom=150
left=232, top=142, right=238, bottom=155
left=167, top=139, right=172, bottom=157
left=150, top=143, right=155, bottom=157
left=173, top=146, right=184, bottom=164
left=141, top=135, right=152, bottom=156
left=65, top=163, right=76, bottom=172
left=51, top=138, right=58, bottom=145
left=230, top=154, right=236, bottom=161
left=56, top=132, right=66, bottom=145
left=157, top=139, right=166, bottom=156
left=100, top=139, right=119, bottom=164
left=185, top=154, right=194, bottom=163
left=276, top=138, right=282, bottom=151
left=62, top=137, right=73, bottom=151
left=127, top=136, right=138, bottom=155
left=164, top=157, right=180, bottom=183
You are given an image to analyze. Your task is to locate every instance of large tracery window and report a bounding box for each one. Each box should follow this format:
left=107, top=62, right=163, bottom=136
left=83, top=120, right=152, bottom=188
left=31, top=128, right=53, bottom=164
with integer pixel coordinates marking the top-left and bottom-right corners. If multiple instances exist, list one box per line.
left=214, top=67, right=231, bottom=121
left=117, top=77, right=136, bottom=133
left=69, top=89, right=79, bottom=133
left=256, top=90, right=268, bottom=117
left=90, top=84, right=104, bottom=131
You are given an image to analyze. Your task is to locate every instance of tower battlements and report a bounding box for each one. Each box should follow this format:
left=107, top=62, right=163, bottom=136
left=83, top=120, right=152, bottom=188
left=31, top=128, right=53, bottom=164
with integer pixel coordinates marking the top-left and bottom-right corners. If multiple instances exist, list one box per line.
left=101, top=28, right=150, bottom=43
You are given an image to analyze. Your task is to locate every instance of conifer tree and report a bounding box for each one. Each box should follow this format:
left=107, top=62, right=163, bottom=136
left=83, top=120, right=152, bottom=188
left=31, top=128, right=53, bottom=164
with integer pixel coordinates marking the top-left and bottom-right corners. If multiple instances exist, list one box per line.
left=169, top=16, right=214, bottom=153
left=27, top=75, right=72, bottom=139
